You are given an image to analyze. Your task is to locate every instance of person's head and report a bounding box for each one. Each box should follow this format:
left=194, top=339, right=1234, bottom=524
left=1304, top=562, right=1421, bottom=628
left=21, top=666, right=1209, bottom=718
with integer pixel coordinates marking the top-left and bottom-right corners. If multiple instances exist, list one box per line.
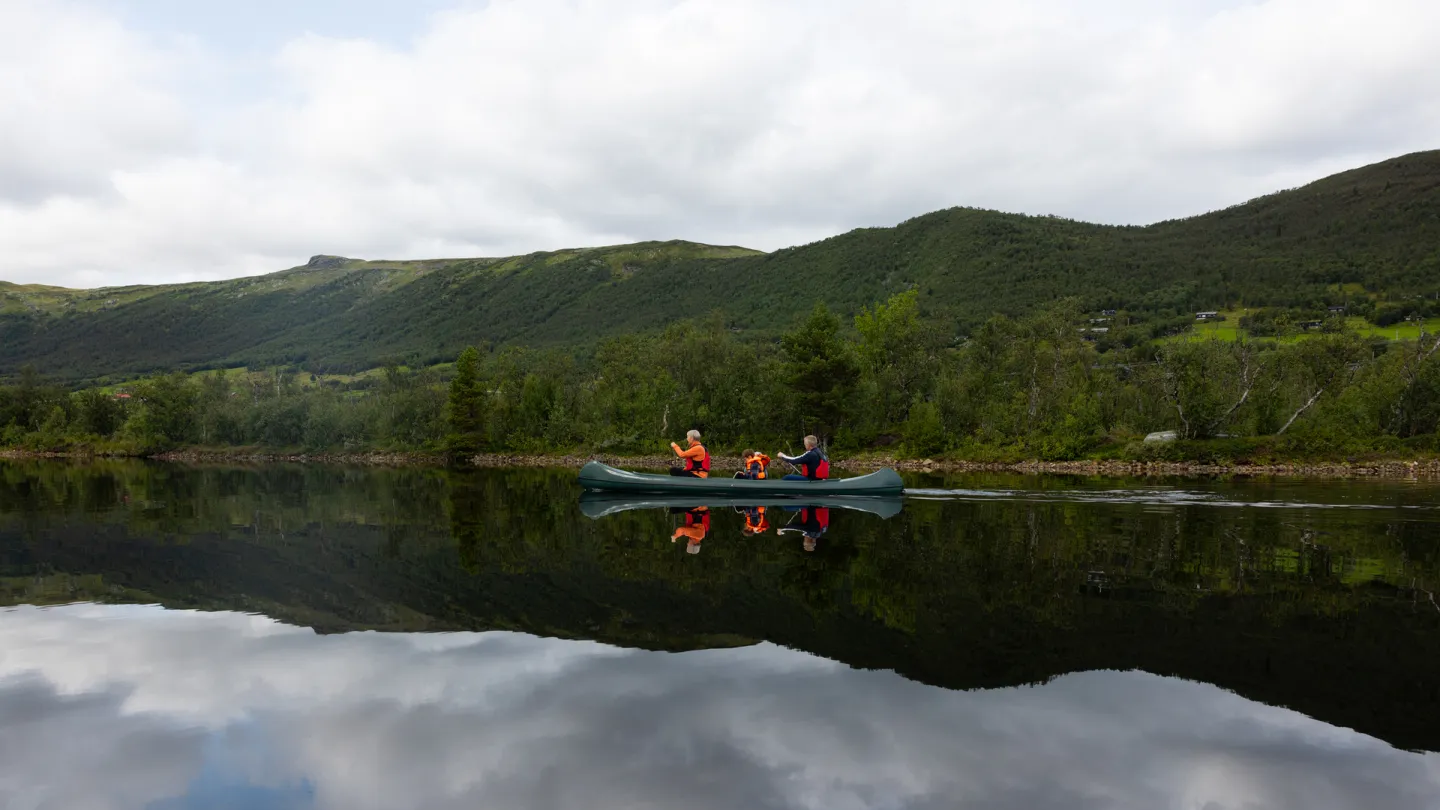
left=687, top=429, right=701, bottom=444
left=742, top=527, right=755, bottom=536
left=742, top=448, right=755, bottom=459
left=686, top=541, right=702, bottom=554
left=803, top=537, right=817, bottom=552
left=803, top=435, right=818, bottom=449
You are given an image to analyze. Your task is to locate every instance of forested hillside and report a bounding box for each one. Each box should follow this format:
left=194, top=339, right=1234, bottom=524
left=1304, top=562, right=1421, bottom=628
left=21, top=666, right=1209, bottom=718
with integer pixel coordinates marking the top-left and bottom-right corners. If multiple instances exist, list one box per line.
left=2, top=150, right=1438, bottom=382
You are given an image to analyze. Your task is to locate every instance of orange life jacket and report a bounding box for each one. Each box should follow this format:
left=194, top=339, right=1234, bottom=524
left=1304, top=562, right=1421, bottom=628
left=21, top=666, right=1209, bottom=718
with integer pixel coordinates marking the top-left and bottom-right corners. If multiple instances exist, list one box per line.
left=745, top=453, right=770, bottom=479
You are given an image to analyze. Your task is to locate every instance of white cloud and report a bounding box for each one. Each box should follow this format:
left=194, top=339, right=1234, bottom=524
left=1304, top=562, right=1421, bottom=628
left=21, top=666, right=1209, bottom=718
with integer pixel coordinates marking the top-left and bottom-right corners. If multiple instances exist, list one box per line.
left=1, top=0, right=1438, bottom=287
left=2, top=604, right=1438, bottom=810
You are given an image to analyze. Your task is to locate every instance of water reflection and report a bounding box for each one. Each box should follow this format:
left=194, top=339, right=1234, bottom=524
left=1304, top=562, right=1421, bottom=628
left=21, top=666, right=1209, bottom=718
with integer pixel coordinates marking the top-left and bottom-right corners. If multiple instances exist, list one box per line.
left=3, top=460, right=1440, bottom=755
left=3, top=603, right=1439, bottom=810
left=580, top=494, right=905, bottom=555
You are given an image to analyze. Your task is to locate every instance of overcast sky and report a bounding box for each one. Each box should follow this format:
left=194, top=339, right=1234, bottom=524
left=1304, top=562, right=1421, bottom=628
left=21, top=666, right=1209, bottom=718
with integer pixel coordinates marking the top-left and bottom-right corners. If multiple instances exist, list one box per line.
left=3, top=604, right=1439, bottom=809
left=1, top=0, right=1438, bottom=289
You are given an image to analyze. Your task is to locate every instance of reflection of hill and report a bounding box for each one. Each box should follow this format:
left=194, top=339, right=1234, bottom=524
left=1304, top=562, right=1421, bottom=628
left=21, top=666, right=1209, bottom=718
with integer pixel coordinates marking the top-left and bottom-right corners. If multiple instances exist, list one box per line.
left=2, top=462, right=1438, bottom=751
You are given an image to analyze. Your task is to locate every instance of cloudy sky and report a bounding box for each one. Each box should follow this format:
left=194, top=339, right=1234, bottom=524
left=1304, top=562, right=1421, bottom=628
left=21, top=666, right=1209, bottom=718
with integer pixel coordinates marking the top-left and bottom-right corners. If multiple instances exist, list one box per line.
left=2, top=604, right=1439, bottom=810
left=1, top=0, right=1438, bottom=289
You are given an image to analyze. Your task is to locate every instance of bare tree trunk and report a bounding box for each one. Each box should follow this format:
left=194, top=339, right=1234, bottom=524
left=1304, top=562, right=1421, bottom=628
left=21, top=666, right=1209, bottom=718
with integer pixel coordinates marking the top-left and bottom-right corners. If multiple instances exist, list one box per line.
left=1155, top=351, right=1190, bottom=438
left=1277, top=388, right=1325, bottom=435
left=1204, top=347, right=1263, bottom=435
left=1027, top=358, right=1040, bottom=421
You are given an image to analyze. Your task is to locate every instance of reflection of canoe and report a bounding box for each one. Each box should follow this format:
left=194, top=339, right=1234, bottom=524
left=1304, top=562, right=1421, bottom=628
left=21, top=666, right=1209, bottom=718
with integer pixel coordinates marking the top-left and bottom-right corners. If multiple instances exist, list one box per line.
left=579, top=492, right=905, bottom=520
left=577, top=461, right=904, bottom=496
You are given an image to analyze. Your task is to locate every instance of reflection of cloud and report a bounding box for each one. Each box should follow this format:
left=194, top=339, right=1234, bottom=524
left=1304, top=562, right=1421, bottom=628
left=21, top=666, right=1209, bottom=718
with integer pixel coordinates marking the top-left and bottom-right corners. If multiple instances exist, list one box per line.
left=1, top=605, right=1437, bottom=810
left=0, top=677, right=204, bottom=810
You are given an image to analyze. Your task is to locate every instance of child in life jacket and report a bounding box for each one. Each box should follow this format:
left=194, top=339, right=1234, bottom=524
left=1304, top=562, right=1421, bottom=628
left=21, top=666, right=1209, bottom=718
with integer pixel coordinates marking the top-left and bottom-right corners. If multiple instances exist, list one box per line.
left=734, top=450, right=771, bottom=479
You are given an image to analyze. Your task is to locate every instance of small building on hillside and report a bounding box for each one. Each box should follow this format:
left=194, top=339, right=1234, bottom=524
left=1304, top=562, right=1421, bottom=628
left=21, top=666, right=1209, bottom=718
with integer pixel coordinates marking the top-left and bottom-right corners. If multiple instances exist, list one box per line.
left=1328, top=305, right=1346, bottom=313
left=1101, top=309, right=1118, bottom=316
left=1195, top=311, right=1220, bottom=320
left=1299, top=320, right=1324, bottom=330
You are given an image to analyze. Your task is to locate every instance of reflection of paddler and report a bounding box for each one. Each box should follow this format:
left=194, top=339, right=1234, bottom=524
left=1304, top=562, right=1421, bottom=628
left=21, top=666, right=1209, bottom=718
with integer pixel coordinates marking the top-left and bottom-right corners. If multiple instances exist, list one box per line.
left=742, top=505, right=769, bottom=535
left=780, top=505, right=829, bottom=551
left=670, top=506, right=710, bottom=554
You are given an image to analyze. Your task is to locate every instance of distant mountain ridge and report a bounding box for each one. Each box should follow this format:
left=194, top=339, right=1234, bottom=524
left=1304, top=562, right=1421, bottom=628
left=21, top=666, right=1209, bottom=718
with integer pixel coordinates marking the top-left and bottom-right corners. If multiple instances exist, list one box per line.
left=2, top=150, right=1438, bottom=382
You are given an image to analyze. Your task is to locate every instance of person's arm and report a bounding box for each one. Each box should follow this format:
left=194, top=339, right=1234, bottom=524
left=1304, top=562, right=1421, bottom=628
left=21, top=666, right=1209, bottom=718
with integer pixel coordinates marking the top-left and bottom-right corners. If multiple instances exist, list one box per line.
left=676, top=444, right=705, bottom=461
left=785, top=449, right=819, bottom=466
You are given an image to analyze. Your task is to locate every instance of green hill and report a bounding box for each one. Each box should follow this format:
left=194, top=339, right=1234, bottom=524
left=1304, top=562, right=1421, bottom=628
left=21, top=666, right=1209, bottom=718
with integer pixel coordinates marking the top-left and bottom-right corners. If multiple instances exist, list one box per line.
left=3, top=150, right=1438, bottom=382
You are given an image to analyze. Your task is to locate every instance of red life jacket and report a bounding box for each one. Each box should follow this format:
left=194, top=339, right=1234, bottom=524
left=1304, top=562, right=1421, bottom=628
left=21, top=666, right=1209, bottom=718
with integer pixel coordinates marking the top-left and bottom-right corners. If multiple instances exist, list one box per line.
left=800, top=456, right=830, bottom=480
left=686, top=444, right=711, bottom=474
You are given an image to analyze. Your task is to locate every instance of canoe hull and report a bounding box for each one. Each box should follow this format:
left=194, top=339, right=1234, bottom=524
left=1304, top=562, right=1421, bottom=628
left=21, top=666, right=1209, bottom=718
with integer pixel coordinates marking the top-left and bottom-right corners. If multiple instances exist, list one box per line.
left=577, top=461, right=904, bottom=496
left=579, top=492, right=905, bottom=519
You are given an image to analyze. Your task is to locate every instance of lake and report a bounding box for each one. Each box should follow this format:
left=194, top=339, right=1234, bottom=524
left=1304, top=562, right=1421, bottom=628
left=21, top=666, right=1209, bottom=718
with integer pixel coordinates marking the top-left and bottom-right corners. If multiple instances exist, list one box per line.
left=2, top=461, right=1440, bottom=809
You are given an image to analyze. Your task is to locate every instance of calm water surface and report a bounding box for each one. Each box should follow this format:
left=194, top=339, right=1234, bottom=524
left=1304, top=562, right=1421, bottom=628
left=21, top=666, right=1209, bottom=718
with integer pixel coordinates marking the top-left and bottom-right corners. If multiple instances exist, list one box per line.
left=3, top=461, right=1440, bottom=809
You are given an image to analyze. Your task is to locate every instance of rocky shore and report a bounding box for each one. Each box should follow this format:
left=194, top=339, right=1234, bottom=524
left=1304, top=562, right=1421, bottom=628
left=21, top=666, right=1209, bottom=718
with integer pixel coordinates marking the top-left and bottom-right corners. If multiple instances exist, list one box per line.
left=467, top=453, right=1440, bottom=479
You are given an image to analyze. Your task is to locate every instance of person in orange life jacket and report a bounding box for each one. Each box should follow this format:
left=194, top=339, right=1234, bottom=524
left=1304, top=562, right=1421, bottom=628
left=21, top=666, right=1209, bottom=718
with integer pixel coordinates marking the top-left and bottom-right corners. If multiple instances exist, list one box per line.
left=668, top=429, right=710, bottom=478
left=669, top=506, right=709, bottom=553
left=734, top=450, right=770, bottom=479
left=777, top=435, right=829, bottom=480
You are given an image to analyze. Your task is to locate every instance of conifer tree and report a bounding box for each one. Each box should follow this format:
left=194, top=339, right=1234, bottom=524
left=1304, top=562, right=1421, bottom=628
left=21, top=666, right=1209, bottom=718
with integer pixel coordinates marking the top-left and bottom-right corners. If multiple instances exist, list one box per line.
left=447, top=346, right=484, bottom=456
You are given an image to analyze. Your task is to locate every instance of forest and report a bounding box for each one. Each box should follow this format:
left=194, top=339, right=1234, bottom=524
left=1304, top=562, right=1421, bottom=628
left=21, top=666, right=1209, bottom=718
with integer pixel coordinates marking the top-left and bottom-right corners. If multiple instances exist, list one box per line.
left=3, top=289, right=1438, bottom=462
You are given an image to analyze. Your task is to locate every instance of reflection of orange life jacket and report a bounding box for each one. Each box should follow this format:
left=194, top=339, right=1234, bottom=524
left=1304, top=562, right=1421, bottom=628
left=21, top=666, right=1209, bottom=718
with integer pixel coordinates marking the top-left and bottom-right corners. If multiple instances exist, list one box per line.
left=673, top=507, right=710, bottom=543
left=685, top=508, right=710, bottom=531
left=745, top=454, right=770, bottom=479
left=744, top=506, right=769, bottom=533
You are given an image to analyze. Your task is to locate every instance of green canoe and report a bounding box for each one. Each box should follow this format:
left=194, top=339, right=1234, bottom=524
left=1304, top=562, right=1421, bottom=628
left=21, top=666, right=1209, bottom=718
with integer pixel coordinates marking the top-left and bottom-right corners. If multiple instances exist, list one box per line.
left=576, top=461, right=904, bottom=496
left=579, top=492, right=905, bottom=519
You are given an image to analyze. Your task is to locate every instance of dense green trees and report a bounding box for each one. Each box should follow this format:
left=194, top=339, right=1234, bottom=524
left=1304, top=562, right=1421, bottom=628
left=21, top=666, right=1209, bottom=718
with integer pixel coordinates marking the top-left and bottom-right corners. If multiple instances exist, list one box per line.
left=781, top=303, right=858, bottom=441
left=3, top=289, right=1439, bottom=461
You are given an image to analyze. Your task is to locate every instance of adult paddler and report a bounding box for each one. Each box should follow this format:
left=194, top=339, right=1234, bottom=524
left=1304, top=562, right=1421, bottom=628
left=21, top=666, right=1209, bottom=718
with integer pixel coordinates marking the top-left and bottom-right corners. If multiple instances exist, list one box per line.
left=777, top=435, right=829, bottom=481
left=668, top=429, right=710, bottom=478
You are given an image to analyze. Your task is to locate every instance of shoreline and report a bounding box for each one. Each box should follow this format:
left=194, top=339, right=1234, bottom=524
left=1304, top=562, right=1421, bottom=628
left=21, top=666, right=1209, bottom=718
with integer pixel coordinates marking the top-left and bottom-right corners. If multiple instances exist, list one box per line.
left=468, top=453, right=1440, bottom=479
left=7, top=448, right=1438, bottom=479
